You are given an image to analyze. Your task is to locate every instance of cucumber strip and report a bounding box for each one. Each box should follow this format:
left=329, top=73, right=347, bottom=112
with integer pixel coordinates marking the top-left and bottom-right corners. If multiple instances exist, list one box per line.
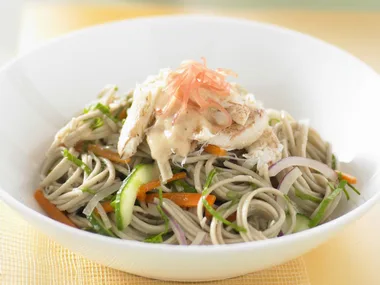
left=286, top=213, right=311, bottom=233
left=88, top=213, right=116, bottom=237
left=331, top=154, right=337, bottom=170
left=295, top=188, right=322, bottom=203
left=115, top=164, right=159, bottom=230
left=145, top=234, right=164, bottom=243
left=347, top=182, right=361, bottom=195
left=309, top=188, right=342, bottom=227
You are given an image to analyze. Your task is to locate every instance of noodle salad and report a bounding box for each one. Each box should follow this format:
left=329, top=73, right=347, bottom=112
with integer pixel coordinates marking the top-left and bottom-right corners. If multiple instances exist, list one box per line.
left=34, top=59, right=359, bottom=245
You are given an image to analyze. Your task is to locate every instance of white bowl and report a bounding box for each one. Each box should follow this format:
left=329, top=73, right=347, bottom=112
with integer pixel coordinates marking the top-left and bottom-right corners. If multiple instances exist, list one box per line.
left=1, top=15, right=380, bottom=282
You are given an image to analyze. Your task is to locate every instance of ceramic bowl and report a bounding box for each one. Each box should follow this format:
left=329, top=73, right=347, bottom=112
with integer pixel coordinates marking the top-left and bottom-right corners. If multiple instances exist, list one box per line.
left=1, top=15, right=380, bottom=281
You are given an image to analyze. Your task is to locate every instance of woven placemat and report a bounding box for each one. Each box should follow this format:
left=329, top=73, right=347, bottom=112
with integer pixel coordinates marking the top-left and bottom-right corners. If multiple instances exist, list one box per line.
left=0, top=202, right=310, bottom=285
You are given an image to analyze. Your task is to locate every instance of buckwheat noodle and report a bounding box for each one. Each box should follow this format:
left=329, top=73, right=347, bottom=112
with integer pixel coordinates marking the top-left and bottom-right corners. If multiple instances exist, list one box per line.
left=37, top=86, right=351, bottom=245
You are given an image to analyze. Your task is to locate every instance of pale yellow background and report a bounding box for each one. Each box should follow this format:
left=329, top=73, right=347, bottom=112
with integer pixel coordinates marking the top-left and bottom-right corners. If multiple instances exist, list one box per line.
left=17, top=3, right=380, bottom=285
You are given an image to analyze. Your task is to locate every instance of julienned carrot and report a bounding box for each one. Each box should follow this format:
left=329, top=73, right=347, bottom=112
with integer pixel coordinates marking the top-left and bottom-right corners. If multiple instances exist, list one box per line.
left=145, top=193, right=216, bottom=208
left=226, top=212, right=237, bottom=222
left=94, top=201, right=114, bottom=214
left=101, top=201, right=114, bottom=213
left=137, top=172, right=187, bottom=201
left=204, top=144, right=227, bottom=156
left=75, top=142, right=130, bottom=164
left=34, top=189, right=77, bottom=228
left=118, top=108, right=127, bottom=120
left=336, top=171, right=357, bottom=184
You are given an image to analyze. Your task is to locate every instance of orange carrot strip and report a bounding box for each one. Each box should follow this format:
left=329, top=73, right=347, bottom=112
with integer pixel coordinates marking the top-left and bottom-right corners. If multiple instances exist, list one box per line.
left=145, top=193, right=216, bottom=208
left=137, top=172, right=187, bottom=201
left=118, top=108, right=127, bottom=120
left=336, top=171, right=357, bottom=184
left=75, top=142, right=130, bottom=164
left=101, top=201, right=114, bottom=213
left=94, top=201, right=114, bottom=214
left=204, top=144, right=227, bottom=156
left=34, top=189, right=78, bottom=228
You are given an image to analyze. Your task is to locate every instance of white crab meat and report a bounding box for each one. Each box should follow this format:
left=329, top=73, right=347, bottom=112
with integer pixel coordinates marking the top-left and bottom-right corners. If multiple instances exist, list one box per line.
left=194, top=107, right=268, bottom=150
left=243, top=128, right=283, bottom=175
left=227, top=103, right=251, bottom=126
left=117, top=69, right=169, bottom=159
left=117, top=65, right=272, bottom=182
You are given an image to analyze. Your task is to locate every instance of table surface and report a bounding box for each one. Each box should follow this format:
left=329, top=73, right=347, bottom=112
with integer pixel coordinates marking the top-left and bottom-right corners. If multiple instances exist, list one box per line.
left=19, top=3, right=380, bottom=285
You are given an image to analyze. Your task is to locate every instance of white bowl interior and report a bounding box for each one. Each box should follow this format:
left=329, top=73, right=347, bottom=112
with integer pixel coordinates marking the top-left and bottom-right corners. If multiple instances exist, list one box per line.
left=1, top=15, right=380, bottom=281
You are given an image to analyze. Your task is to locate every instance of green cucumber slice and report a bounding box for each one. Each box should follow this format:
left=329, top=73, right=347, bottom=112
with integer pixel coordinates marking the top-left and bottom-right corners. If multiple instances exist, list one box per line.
left=295, top=188, right=323, bottom=203
left=309, top=188, right=342, bottom=227
left=115, top=164, right=159, bottom=230
left=286, top=213, right=311, bottom=233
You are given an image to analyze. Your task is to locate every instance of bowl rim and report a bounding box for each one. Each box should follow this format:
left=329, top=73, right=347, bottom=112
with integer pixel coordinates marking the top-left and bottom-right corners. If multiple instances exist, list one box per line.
left=1, top=14, right=380, bottom=253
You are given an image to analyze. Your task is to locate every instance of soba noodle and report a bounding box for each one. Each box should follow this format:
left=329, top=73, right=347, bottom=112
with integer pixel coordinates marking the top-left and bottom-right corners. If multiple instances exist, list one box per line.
left=36, top=83, right=358, bottom=246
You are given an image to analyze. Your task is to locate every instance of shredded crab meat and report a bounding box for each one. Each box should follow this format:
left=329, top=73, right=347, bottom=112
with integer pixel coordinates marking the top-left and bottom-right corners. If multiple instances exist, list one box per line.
left=159, top=58, right=236, bottom=125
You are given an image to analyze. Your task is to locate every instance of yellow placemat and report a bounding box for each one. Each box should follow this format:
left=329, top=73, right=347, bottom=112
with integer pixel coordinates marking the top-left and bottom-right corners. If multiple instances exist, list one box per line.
left=0, top=201, right=310, bottom=285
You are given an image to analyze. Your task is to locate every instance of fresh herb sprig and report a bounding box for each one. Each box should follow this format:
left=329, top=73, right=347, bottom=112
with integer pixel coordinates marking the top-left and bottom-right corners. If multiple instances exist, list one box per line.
left=144, top=188, right=170, bottom=243
left=62, top=149, right=91, bottom=175
left=87, top=213, right=116, bottom=237
left=84, top=102, right=120, bottom=124
left=201, top=169, right=246, bottom=233
left=309, top=173, right=360, bottom=227
left=90, top=117, right=104, bottom=130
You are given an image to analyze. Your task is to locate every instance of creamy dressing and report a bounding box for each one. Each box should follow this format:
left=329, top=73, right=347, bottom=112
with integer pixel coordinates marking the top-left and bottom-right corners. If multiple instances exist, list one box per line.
left=148, top=95, right=216, bottom=180
left=148, top=110, right=206, bottom=155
